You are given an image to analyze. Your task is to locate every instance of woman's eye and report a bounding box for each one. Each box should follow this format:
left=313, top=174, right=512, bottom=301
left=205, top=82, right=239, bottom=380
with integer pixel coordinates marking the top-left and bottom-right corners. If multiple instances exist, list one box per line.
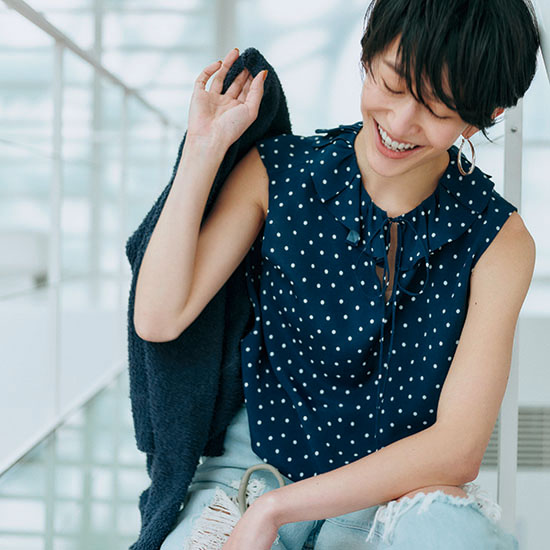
left=382, top=80, right=402, bottom=95
left=380, top=76, right=451, bottom=120
left=428, top=109, right=449, bottom=120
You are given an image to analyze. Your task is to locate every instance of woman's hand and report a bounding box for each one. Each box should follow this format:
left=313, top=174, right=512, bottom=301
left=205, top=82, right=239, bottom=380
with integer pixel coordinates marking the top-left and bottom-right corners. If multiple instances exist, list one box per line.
left=221, top=495, right=281, bottom=550
left=187, top=47, right=267, bottom=151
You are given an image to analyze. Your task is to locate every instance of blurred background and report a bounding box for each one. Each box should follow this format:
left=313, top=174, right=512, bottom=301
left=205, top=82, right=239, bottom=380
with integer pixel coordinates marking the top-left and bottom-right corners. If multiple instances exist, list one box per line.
left=0, top=0, right=548, bottom=548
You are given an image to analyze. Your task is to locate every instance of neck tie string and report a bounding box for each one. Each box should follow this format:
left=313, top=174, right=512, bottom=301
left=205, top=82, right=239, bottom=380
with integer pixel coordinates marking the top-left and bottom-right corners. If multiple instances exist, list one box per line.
left=371, top=217, right=431, bottom=444
left=352, top=215, right=431, bottom=445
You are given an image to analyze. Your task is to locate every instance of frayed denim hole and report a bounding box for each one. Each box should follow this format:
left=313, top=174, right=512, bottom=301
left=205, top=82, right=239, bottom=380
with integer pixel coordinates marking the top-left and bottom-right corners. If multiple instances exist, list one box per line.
left=364, top=489, right=481, bottom=545
left=183, top=486, right=241, bottom=550
left=460, top=481, right=502, bottom=524
left=183, top=485, right=281, bottom=550
left=228, top=474, right=268, bottom=509
left=404, top=489, right=477, bottom=509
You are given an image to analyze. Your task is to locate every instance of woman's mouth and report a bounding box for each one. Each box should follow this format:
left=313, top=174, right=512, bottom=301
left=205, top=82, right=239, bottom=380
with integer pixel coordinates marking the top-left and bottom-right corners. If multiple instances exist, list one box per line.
left=372, top=118, right=423, bottom=159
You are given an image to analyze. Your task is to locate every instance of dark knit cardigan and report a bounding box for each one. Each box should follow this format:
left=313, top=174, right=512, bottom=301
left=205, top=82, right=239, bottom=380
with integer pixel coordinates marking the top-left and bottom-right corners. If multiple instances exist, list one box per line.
left=125, top=48, right=292, bottom=550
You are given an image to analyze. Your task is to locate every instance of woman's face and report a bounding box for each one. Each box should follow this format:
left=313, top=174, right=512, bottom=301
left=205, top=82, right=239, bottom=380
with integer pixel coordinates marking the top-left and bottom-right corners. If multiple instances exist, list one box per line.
left=359, top=37, right=474, bottom=179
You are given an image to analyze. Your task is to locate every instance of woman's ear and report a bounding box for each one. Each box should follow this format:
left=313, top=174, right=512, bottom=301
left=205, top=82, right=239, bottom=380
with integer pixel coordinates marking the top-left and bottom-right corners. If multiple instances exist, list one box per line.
left=462, top=125, right=479, bottom=140
left=461, top=107, right=505, bottom=140
left=461, top=108, right=504, bottom=140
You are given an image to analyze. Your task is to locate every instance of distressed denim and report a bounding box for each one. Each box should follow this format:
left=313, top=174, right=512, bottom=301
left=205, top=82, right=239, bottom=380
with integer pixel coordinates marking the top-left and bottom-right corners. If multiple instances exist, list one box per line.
left=160, top=403, right=519, bottom=550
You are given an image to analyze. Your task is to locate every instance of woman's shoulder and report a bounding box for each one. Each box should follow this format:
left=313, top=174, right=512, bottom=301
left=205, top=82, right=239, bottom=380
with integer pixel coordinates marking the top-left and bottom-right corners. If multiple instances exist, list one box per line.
left=470, top=207, right=535, bottom=292
left=254, top=128, right=322, bottom=180
left=487, top=198, right=533, bottom=251
left=452, top=157, right=519, bottom=225
left=484, top=181, right=518, bottom=214
left=254, top=133, right=297, bottom=181
left=467, top=178, right=534, bottom=272
left=254, top=121, right=361, bottom=173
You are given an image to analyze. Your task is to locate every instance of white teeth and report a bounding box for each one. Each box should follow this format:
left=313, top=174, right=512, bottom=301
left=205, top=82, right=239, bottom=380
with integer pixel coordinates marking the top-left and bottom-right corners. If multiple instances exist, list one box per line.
left=377, top=123, right=417, bottom=152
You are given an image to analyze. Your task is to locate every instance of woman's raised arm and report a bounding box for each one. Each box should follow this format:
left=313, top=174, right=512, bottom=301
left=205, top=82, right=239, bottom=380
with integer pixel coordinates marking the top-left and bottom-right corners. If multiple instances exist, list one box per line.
left=133, top=47, right=267, bottom=342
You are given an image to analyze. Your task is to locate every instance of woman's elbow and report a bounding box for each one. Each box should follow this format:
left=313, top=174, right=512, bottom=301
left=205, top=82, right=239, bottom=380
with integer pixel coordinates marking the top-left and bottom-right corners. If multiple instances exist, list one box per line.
left=133, top=314, right=180, bottom=343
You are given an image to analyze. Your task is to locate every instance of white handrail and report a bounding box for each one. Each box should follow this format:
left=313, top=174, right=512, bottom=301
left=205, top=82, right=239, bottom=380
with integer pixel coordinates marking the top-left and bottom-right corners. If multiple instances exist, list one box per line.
left=498, top=99, right=524, bottom=532
left=1, top=0, right=182, bottom=130
left=0, top=0, right=183, bottom=477
left=498, top=0, right=548, bottom=533
left=535, top=0, right=550, bottom=79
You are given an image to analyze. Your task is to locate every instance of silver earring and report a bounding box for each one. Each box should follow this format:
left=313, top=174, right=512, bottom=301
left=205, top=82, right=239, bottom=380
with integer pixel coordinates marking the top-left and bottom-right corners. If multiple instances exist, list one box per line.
left=457, top=136, right=476, bottom=176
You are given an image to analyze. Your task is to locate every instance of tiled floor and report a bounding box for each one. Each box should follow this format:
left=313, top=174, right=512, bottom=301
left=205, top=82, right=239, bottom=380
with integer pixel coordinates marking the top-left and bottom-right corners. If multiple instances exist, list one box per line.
left=0, top=369, right=547, bottom=549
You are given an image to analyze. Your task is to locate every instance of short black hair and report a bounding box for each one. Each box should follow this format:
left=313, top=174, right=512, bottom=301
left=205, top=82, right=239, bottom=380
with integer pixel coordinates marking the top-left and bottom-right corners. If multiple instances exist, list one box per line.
left=360, top=0, right=541, bottom=139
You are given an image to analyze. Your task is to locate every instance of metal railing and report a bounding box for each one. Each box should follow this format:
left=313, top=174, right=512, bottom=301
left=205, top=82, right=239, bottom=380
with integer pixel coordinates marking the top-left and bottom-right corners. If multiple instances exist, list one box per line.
left=497, top=0, right=549, bottom=531
left=0, top=0, right=182, bottom=474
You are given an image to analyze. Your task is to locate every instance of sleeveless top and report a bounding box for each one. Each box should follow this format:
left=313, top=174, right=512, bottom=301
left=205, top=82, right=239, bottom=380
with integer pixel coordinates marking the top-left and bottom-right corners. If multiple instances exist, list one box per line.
left=239, top=120, right=517, bottom=481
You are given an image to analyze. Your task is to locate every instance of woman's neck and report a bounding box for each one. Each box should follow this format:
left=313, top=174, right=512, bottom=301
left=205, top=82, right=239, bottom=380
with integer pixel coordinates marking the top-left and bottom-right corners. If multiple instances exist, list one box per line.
left=354, top=127, right=450, bottom=219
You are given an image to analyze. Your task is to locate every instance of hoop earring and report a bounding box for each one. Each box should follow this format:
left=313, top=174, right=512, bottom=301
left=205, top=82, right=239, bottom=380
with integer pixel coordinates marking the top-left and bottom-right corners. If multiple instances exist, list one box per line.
left=457, top=136, right=476, bottom=176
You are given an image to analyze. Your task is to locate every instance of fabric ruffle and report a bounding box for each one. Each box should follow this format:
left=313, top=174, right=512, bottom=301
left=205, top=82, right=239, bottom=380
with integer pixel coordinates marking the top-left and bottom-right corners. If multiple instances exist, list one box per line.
left=309, top=121, right=495, bottom=271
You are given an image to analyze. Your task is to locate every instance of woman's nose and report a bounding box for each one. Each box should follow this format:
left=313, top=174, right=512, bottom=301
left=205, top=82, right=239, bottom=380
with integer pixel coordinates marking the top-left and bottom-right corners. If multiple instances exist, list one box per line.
left=389, top=97, right=421, bottom=139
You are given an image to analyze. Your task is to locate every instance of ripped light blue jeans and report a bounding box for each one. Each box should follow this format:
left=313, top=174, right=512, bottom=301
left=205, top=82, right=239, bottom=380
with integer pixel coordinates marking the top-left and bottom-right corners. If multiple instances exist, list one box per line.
left=160, top=403, right=519, bottom=550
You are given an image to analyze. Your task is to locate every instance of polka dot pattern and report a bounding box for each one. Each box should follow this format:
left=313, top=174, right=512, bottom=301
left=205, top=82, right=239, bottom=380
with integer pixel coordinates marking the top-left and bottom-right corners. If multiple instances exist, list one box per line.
left=239, top=120, right=518, bottom=481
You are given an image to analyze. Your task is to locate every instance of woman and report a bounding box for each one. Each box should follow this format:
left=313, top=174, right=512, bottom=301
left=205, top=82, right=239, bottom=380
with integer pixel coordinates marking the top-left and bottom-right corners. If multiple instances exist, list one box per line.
left=135, top=0, right=540, bottom=548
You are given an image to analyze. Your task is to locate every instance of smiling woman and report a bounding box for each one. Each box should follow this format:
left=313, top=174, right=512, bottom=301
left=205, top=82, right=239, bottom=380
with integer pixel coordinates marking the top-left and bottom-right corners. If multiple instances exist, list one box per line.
left=131, top=1, right=541, bottom=550
left=354, top=30, right=510, bottom=211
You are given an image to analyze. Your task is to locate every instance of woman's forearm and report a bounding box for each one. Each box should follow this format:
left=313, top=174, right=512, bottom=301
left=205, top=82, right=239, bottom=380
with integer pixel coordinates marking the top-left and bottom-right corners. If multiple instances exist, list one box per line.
left=264, top=423, right=477, bottom=526
left=133, top=137, right=226, bottom=341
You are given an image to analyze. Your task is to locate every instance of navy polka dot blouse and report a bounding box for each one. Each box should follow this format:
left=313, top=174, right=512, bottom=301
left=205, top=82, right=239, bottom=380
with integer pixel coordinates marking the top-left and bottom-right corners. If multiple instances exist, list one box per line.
left=239, top=120, right=517, bottom=481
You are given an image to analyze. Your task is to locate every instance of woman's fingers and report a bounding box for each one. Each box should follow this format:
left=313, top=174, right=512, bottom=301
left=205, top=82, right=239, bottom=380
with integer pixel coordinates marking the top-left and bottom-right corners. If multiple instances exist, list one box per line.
left=193, top=46, right=267, bottom=121
left=210, top=47, right=240, bottom=95
left=225, top=67, right=250, bottom=99
left=243, top=70, right=267, bottom=113
left=237, top=73, right=253, bottom=102
left=194, top=59, right=222, bottom=91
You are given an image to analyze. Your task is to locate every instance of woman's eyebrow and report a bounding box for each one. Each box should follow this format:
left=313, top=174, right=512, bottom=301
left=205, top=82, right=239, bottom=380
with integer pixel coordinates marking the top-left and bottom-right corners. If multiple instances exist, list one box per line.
left=382, top=58, right=405, bottom=76
left=382, top=57, right=427, bottom=92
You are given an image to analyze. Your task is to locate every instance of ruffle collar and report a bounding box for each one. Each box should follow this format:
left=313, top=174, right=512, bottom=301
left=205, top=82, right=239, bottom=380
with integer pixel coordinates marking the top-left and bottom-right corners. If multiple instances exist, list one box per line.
left=308, top=120, right=496, bottom=273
